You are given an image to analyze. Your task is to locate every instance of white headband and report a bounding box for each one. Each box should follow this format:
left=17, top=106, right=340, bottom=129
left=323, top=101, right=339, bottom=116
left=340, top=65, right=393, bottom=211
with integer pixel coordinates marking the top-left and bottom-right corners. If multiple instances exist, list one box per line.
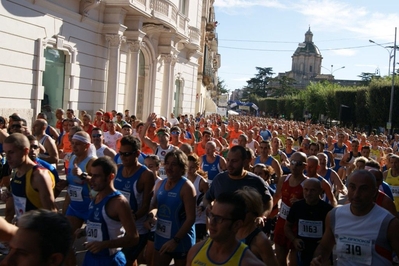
left=72, top=134, right=91, bottom=144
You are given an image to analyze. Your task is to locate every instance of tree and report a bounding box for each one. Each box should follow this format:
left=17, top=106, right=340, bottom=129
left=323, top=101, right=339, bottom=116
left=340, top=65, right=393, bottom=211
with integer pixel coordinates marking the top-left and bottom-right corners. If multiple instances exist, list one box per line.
left=244, top=67, right=274, bottom=98
left=216, top=77, right=228, bottom=95
left=358, top=72, right=380, bottom=85
left=270, top=76, right=298, bottom=97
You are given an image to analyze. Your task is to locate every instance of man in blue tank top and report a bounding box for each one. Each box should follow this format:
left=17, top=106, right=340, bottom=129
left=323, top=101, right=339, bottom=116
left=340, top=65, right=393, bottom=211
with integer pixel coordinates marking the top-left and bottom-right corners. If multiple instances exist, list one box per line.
left=81, top=156, right=139, bottom=266
left=114, top=135, right=155, bottom=265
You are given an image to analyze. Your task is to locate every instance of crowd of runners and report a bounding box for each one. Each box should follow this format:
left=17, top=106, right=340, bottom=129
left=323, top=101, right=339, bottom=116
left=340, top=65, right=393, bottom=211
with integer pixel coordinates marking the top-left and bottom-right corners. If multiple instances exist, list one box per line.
left=0, top=108, right=399, bottom=265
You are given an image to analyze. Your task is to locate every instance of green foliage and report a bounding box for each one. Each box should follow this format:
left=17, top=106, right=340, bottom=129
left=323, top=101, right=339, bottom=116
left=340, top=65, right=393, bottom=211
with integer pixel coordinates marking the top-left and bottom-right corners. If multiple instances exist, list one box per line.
left=216, top=77, right=228, bottom=95
left=244, top=67, right=274, bottom=98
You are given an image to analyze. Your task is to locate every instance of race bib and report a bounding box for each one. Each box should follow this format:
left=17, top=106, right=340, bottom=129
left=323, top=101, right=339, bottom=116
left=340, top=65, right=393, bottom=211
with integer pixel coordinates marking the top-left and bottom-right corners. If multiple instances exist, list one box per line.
left=391, top=186, right=399, bottom=197
left=335, top=153, right=344, bottom=160
left=86, top=221, right=103, bottom=242
left=156, top=218, right=172, bottom=239
left=13, top=195, right=27, bottom=218
left=120, top=190, right=131, bottom=203
left=159, top=166, right=167, bottom=180
left=68, top=185, right=83, bottom=202
left=232, top=139, right=239, bottom=146
left=293, top=145, right=300, bottom=150
left=279, top=202, right=290, bottom=220
left=298, top=219, right=323, bottom=238
left=336, top=235, right=372, bottom=265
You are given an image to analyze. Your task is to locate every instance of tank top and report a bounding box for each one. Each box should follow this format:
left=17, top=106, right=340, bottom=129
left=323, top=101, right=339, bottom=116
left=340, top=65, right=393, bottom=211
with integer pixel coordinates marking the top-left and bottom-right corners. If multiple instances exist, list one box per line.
left=11, top=165, right=55, bottom=218
left=191, top=238, right=248, bottom=266
left=254, top=155, right=273, bottom=166
left=331, top=204, right=394, bottom=265
left=370, top=147, right=381, bottom=161
left=192, top=175, right=206, bottom=225
left=201, top=155, right=222, bottom=184
left=332, top=143, right=347, bottom=171
left=279, top=175, right=306, bottom=221
left=96, top=144, right=107, bottom=158
left=246, top=140, right=256, bottom=153
left=196, top=142, right=206, bottom=157
left=86, top=191, right=125, bottom=256
left=114, top=165, right=148, bottom=234
left=67, top=155, right=93, bottom=212
left=385, top=168, right=399, bottom=210
left=154, top=177, right=195, bottom=252
left=155, top=144, right=175, bottom=179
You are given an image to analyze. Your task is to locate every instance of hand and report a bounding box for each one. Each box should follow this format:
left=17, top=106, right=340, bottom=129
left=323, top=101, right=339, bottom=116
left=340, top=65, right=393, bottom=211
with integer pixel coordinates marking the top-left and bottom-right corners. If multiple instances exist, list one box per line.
left=293, top=238, right=305, bottom=251
left=144, top=216, right=156, bottom=230
left=84, top=241, right=105, bottom=254
left=147, top=113, right=157, bottom=124
left=159, top=239, right=178, bottom=255
left=72, top=163, right=83, bottom=177
left=255, top=216, right=266, bottom=228
left=74, top=228, right=86, bottom=239
left=310, top=255, right=323, bottom=266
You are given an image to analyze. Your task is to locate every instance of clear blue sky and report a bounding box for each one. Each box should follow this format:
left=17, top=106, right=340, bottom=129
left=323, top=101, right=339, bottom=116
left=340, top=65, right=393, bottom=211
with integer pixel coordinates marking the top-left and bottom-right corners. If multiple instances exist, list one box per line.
left=214, top=0, right=399, bottom=92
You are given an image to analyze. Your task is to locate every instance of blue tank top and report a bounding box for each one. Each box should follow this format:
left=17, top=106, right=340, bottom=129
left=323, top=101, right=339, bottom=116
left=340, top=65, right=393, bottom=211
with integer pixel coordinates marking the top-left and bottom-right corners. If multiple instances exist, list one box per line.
left=154, top=177, right=195, bottom=253
left=86, top=191, right=125, bottom=257
left=201, top=155, right=222, bottom=181
left=114, top=165, right=147, bottom=212
left=322, top=168, right=332, bottom=185
left=67, top=155, right=93, bottom=212
left=332, top=143, right=346, bottom=171
left=36, top=158, right=60, bottom=183
left=254, top=156, right=273, bottom=166
left=323, top=150, right=332, bottom=168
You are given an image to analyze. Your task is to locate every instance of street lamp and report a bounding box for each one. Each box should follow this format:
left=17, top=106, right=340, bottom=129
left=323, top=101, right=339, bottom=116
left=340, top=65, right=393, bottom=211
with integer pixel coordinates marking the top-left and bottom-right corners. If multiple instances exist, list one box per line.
left=321, top=65, right=345, bottom=75
left=369, top=39, right=396, bottom=76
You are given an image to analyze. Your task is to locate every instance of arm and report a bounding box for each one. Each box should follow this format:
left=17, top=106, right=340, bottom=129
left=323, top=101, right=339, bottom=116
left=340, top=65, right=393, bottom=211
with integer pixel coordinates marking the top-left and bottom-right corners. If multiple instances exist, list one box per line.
left=0, top=217, right=17, bottom=242
left=32, top=169, right=57, bottom=212
left=284, top=220, right=304, bottom=251
left=49, top=126, right=60, bottom=141
left=103, top=147, right=117, bottom=158
left=311, top=212, right=335, bottom=266
left=330, top=170, right=347, bottom=195
left=40, top=138, right=59, bottom=164
left=327, top=151, right=335, bottom=169
left=381, top=195, right=398, bottom=217
left=135, top=170, right=155, bottom=220
left=186, top=241, right=203, bottom=266
left=139, top=114, right=158, bottom=152
left=339, top=153, right=351, bottom=167
left=219, top=156, right=227, bottom=171
left=159, top=181, right=196, bottom=254
left=252, top=233, right=278, bottom=265
left=271, top=158, right=283, bottom=184
left=272, top=174, right=286, bottom=207
left=86, top=196, right=139, bottom=253
left=322, top=179, right=337, bottom=207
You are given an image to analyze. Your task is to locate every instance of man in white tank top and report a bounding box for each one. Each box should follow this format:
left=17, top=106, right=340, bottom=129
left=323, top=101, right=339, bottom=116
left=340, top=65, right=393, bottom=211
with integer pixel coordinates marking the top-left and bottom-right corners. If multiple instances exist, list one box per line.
left=91, top=128, right=116, bottom=159
left=311, top=170, right=399, bottom=266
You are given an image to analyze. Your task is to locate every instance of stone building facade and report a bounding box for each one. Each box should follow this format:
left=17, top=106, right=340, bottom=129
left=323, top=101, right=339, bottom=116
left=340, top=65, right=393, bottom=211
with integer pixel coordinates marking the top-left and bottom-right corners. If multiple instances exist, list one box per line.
left=0, top=0, right=219, bottom=125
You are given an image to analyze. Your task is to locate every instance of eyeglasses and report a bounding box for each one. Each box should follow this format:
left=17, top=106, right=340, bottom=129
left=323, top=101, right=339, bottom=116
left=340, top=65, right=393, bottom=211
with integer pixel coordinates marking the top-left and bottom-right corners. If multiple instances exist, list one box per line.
left=92, top=134, right=102, bottom=138
left=30, top=145, right=39, bottom=150
left=206, top=208, right=234, bottom=224
left=290, top=160, right=305, bottom=166
left=11, top=124, right=22, bottom=129
left=119, top=151, right=135, bottom=157
left=171, top=131, right=180, bottom=135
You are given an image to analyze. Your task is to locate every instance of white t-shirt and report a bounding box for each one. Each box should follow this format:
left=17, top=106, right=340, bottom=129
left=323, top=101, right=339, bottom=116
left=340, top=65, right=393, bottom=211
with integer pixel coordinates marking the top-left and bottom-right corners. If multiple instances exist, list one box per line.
left=104, top=131, right=122, bottom=151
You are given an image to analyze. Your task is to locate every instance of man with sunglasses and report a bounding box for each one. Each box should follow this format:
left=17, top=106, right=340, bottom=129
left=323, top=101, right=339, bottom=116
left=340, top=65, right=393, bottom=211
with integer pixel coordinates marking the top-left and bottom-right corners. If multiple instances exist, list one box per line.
left=114, top=135, right=155, bottom=265
left=187, top=192, right=263, bottom=265
left=273, top=151, right=308, bottom=266
left=32, top=119, right=59, bottom=165
left=91, top=128, right=116, bottom=158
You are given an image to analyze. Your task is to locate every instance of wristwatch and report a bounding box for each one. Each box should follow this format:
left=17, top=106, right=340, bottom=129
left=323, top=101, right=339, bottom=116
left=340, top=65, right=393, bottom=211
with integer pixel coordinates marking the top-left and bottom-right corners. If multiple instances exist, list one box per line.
left=80, top=172, right=88, bottom=180
left=173, top=237, right=181, bottom=244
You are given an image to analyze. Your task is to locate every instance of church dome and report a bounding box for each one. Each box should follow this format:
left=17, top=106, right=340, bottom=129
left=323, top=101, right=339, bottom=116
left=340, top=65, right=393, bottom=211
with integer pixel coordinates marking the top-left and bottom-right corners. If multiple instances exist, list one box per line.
left=294, top=27, right=321, bottom=56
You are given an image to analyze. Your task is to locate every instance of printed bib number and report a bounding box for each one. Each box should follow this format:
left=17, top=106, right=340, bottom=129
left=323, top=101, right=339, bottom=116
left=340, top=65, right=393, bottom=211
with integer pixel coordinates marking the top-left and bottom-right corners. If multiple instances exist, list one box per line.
left=391, top=186, right=399, bottom=197
left=298, top=220, right=323, bottom=238
left=336, top=235, right=372, bottom=265
left=279, top=202, right=290, bottom=220
left=335, top=153, right=344, bottom=160
left=86, top=221, right=103, bottom=242
left=156, top=218, right=172, bottom=239
left=120, top=190, right=131, bottom=203
left=13, top=195, right=27, bottom=218
left=68, top=185, right=83, bottom=202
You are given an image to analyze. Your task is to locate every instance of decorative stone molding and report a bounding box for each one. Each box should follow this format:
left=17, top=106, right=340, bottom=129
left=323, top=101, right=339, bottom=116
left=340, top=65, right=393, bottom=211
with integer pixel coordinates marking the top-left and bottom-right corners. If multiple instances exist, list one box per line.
left=160, top=53, right=178, bottom=65
left=128, top=40, right=143, bottom=52
left=79, top=0, right=101, bottom=16
left=105, top=34, right=126, bottom=48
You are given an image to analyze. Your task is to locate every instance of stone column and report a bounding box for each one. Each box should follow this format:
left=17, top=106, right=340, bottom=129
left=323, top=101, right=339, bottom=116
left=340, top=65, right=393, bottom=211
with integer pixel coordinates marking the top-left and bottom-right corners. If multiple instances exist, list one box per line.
left=105, top=34, right=124, bottom=111
left=126, top=40, right=142, bottom=115
left=160, top=54, right=175, bottom=117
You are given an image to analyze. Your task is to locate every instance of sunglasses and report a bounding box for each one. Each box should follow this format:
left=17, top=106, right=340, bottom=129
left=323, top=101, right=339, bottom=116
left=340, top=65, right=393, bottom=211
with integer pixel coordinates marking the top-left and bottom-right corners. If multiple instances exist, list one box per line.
left=171, top=131, right=180, bottom=135
left=92, top=134, right=102, bottom=138
left=290, top=160, right=305, bottom=166
left=30, top=145, right=39, bottom=150
left=119, top=151, right=135, bottom=157
left=11, top=124, right=22, bottom=129
left=206, top=208, right=234, bottom=224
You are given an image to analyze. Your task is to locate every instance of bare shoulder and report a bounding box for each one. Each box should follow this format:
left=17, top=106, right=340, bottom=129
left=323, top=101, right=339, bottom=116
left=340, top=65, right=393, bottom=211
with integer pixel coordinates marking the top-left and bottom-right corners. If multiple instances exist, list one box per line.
left=241, top=247, right=264, bottom=266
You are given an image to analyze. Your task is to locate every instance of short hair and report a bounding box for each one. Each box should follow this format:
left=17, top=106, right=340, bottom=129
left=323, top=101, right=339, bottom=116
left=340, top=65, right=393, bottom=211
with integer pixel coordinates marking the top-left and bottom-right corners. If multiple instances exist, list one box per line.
left=245, top=147, right=255, bottom=160
left=66, top=108, right=74, bottom=114
left=18, top=209, right=72, bottom=261
left=180, top=143, right=193, bottom=155
left=253, top=163, right=275, bottom=180
left=26, top=135, right=37, bottom=142
left=4, top=133, right=29, bottom=150
left=120, top=135, right=141, bottom=151
left=215, top=192, right=247, bottom=222
left=83, top=114, right=92, bottom=121
left=37, top=112, right=47, bottom=120
left=230, top=145, right=248, bottom=160
left=164, top=149, right=188, bottom=175
left=365, top=159, right=380, bottom=170
left=361, top=145, right=371, bottom=151
left=136, top=122, right=144, bottom=130
left=235, top=186, right=263, bottom=217
left=309, top=142, right=319, bottom=150
left=260, top=140, right=271, bottom=146
left=354, top=156, right=368, bottom=166
left=239, top=134, right=248, bottom=142
left=202, top=130, right=212, bottom=136
left=145, top=154, right=161, bottom=167
left=9, top=114, right=21, bottom=122
left=91, top=156, right=117, bottom=177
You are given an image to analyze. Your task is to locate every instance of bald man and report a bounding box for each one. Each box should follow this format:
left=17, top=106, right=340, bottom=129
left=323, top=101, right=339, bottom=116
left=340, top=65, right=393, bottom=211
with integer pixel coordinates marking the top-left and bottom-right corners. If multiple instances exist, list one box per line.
left=285, top=178, right=333, bottom=266
left=32, top=119, right=59, bottom=164
left=312, top=170, right=399, bottom=266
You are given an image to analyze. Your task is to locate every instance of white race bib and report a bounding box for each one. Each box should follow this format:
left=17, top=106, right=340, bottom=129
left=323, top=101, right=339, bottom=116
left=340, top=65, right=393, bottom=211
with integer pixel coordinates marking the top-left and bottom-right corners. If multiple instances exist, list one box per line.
left=232, top=139, right=239, bottom=146
left=68, top=185, right=83, bottom=202
left=86, top=221, right=103, bottom=242
left=279, top=202, right=290, bottom=220
left=156, top=218, right=172, bottom=239
left=335, top=153, right=344, bottom=160
left=13, top=195, right=27, bottom=218
left=298, top=219, right=323, bottom=238
left=391, top=186, right=399, bottom=197
left=159, top=166, right=167, bottom=180
left=336, top=235, right=372, bottom=265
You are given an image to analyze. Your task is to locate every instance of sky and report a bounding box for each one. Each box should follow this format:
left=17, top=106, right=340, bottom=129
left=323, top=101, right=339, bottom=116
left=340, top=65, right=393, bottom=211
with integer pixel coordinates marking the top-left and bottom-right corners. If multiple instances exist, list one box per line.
left=214, top=0, right=399, bottom=92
